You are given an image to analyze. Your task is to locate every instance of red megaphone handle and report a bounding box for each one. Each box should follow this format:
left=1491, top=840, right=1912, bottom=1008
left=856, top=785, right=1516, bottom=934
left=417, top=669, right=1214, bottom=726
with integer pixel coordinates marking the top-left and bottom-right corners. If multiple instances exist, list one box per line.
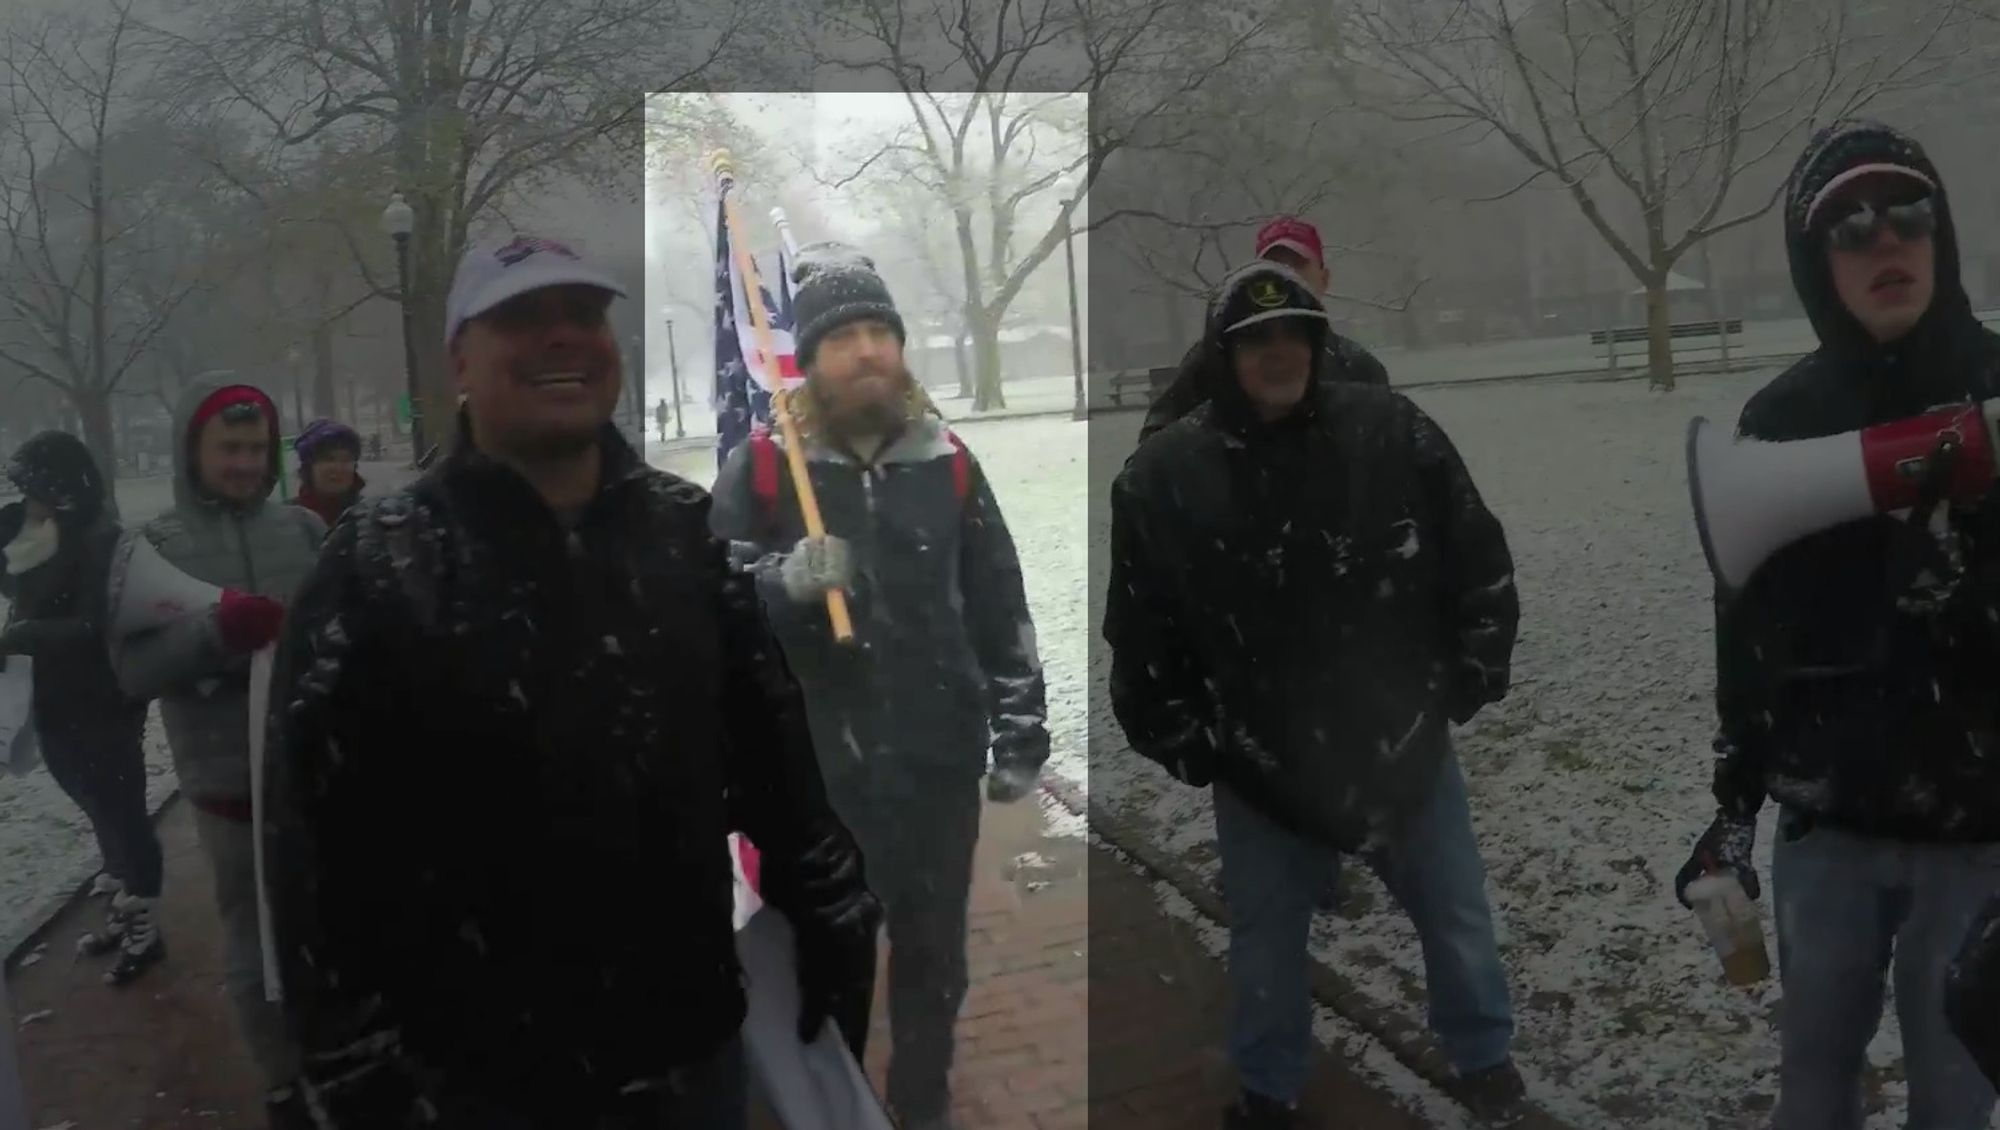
left=1861, top=403, right=1996, bottom=512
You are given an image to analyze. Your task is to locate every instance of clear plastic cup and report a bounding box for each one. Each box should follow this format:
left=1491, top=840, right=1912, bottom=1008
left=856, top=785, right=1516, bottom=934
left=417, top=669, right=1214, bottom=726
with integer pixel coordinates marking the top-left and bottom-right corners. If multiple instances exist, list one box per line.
left=1685, top=871, right=1771, bottom=987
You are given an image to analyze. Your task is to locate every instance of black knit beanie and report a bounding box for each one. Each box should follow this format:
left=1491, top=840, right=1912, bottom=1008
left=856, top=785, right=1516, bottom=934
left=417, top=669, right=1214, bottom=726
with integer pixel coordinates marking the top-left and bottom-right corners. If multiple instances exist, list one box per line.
left=790, top=241, right=906, bottom=367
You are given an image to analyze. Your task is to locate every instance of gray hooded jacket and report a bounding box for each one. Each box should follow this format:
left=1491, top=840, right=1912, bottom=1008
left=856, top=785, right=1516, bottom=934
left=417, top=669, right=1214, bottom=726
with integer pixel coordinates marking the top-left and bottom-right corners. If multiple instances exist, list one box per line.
left=108, top=373, right=326, bottom=802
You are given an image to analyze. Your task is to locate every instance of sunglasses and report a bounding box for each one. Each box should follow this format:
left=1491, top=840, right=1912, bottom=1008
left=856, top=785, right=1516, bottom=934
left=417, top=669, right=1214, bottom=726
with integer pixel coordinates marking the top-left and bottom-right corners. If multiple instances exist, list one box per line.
left=218, top=401, right=268, bottom=424
left=1821, top=196, right=1937, bottom=253
left=480, top=289, right=611, bottom=334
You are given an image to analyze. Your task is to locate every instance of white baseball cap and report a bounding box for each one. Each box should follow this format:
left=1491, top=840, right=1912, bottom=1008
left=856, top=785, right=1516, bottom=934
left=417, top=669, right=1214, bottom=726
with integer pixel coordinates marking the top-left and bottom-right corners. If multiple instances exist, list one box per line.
left=444, top=235, right=627, bottom=347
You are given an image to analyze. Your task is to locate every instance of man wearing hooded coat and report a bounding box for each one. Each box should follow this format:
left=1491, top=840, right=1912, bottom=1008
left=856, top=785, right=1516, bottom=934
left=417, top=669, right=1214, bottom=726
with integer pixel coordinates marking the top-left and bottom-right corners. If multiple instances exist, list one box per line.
left=1105, top=261, right=1523, bottom=1127
left=1678, top=120, right=2000, bottom=1129
left=0, top=432, right=164, bottom=986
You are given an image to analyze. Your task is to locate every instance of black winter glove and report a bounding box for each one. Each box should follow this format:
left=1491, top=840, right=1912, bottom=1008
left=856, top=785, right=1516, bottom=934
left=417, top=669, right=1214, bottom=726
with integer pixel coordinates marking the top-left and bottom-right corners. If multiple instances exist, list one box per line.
left=766, top=826, right=883, bottom=1058
left=1947, top=895, right=2000, bottom=1090
left=1673, top=810, right=1761, bottom=908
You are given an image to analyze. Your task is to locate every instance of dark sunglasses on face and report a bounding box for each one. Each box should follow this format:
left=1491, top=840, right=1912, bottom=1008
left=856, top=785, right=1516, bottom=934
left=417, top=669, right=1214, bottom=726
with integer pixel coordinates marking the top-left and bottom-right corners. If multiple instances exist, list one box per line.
left=1822, top=195, right=1937, bottom=253
left=481, top=290, right=610, bottom=334
left=218, top=401, right=267, bottom=425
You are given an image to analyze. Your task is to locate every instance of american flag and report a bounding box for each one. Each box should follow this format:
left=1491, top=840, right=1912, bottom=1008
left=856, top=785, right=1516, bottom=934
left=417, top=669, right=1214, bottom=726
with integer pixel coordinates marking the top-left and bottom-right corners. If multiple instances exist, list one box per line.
left=713, top=172, right=800, bottom=469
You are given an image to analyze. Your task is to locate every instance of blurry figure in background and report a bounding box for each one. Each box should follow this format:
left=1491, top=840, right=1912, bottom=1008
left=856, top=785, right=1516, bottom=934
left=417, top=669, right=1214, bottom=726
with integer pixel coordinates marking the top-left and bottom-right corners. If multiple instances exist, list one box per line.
left=290, top=419, right=365, bottom=530
left=106, top=376, right=321, bottom=1129
left=1948, top=895, right=2000, bottom=1089
left=1106, top=263, right=1522, bottom=1128
left=0, top=432, right=164, bottom=986
left=264, top=235, right=878, bottom=1129
left=711, top=243, right=1050, bottom=1130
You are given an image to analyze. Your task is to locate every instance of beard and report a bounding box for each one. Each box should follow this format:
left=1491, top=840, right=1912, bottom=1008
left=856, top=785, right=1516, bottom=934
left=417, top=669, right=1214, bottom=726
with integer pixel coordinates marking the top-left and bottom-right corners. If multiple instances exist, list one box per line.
left=813, top=363, right=914, bottom=438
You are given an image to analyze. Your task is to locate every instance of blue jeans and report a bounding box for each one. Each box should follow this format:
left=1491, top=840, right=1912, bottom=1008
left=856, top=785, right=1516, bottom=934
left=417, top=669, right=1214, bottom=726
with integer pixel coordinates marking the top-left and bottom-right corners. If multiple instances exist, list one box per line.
left=1772, top=812, right=2000, bottom=1130
left=1213, top=752, right=1514, bottom=1103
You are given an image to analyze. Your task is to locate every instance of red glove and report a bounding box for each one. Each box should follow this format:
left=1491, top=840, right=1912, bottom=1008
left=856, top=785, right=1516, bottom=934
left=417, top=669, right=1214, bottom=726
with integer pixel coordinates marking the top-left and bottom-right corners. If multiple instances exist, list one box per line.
left=215, top=589, right=284, bottom=653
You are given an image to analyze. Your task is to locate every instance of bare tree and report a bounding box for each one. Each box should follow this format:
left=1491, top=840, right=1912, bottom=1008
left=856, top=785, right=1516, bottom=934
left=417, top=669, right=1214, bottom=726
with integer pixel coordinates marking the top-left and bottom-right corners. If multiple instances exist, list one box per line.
left=155, top=0, right=762, bottom=454
left=0, top=2, right=233, bottom=470
left=812, top=0, right=1269, bottom=410
left=1345, top=0, right=1969, bottom=388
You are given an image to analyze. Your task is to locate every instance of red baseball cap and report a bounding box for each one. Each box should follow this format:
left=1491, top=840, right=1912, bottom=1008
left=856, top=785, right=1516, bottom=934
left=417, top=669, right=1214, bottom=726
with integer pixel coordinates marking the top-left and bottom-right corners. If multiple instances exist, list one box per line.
left=1255, top=216, right=1324, bottom=267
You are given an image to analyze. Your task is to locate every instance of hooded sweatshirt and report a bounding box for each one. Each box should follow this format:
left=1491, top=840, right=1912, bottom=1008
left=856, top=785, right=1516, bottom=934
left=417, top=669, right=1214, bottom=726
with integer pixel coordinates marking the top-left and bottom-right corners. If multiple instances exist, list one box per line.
left=1105, top=264, right=1518, bottom=850
left=0, top=432, right=145, bottom=734
left=1712, top=120, right=2000, bottom=841
left=107, top=373, right=326, bottom=807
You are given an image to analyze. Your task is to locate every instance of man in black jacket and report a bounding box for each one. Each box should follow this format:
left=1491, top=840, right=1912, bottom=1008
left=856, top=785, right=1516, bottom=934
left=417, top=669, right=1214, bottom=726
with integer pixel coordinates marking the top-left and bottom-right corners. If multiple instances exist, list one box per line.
left=1140, top=216, right=1389, bottom=445
left=1678, top=121, right=2000, bottom=1129
left=1106, top=262, right=1522, bottom=1128
left=0, top=432, right=163, bottom=987
left=264, top=234, right=881, bottom=1129
left=710, top=244, right=1049, bottom=1130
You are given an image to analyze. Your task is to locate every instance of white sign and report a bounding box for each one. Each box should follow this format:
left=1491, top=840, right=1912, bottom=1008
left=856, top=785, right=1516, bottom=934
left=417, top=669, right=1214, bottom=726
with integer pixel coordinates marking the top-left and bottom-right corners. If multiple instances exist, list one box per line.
left=249, top=645, right=283, bottom=1003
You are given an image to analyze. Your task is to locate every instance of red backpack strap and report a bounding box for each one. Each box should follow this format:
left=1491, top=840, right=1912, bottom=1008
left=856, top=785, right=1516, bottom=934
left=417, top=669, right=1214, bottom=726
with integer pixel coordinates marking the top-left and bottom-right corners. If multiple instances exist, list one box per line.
left=946, top=430, right=970, bottom=504
left=748, top=430, right=781, bottom=519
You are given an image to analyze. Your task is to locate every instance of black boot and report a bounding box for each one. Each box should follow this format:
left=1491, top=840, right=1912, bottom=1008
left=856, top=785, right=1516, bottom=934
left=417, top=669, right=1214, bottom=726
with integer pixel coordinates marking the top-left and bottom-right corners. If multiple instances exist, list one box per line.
left=1223, top=1088, right=1298, bottom=1129
left=1454, top=1059, right=1528, bottom=1126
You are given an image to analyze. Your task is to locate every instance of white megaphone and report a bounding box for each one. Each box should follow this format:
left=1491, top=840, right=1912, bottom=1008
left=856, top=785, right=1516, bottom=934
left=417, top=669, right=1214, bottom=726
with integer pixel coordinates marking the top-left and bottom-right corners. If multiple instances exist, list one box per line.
left=1688, top=400, right=2000, bottom=592
left=105, top=531, right=224, bottom=637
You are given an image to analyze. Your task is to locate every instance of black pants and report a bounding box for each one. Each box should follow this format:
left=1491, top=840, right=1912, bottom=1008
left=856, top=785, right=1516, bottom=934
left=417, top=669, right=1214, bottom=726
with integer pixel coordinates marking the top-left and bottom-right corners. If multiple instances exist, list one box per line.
left=824, top=760, right=984, bottom=1121
left=39, top=710, right=160, bottom=898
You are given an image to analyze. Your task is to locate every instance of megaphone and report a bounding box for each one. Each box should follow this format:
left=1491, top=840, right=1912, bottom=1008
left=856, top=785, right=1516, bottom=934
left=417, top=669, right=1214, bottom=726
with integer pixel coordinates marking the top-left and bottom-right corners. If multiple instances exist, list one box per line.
left=1688, top=401, right=2000, bottom=592
left=105, top=532, right=224, bottom=638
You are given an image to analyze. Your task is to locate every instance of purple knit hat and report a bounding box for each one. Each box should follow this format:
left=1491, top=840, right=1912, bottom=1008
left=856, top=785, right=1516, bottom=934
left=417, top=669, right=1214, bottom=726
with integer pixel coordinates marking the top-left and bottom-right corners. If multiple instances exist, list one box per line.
left=294, top=418, right=360, bottom=469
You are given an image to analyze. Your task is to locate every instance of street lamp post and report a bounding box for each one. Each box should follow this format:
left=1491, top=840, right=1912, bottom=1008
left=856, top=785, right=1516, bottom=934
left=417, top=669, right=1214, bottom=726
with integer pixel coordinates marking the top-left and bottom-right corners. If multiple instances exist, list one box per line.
left=665, top=316, right=684, bottom=437
left=380, top=191, right=422, bottom=466
left=1059, top=193, right=1086, bottom=421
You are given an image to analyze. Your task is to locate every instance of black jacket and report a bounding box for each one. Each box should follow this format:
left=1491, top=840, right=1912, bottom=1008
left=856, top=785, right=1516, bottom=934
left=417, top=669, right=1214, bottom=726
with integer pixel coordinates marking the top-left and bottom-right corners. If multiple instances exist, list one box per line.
left=1712, top=120, right=2000, bottom=842
left=1141, top=328, right=1390, bottom=443
left=0, top=432, right=145, bottom=737
left=1105, top=338, right=1517, bottom=852
left=709, top=410, right=1049, bottom=783
left=265, top=419, right=863, bottom=1124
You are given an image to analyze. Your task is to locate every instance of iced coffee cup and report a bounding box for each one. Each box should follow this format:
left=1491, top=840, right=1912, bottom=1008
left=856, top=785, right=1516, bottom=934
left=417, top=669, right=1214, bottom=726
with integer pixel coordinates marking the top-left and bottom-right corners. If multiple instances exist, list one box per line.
left=1686, top=871, right=1771, bottom=987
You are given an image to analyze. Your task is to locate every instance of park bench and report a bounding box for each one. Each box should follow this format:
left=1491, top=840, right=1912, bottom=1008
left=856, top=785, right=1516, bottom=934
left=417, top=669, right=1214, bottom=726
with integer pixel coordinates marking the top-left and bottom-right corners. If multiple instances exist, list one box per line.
left=1106, top=365, right=1178, bottom=408
left=1587, top=318, right=1743, bottom=372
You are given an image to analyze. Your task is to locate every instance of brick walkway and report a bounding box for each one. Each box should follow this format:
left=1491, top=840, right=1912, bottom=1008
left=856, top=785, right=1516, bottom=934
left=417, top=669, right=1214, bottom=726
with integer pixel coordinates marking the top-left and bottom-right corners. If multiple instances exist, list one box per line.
left=8, top=792, right=1435, bottom=1129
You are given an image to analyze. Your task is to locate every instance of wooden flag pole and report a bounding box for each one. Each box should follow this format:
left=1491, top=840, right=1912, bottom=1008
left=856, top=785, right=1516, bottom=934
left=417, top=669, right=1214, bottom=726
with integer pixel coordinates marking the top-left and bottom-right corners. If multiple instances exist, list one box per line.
left=712, top=150, right=854, bottom=644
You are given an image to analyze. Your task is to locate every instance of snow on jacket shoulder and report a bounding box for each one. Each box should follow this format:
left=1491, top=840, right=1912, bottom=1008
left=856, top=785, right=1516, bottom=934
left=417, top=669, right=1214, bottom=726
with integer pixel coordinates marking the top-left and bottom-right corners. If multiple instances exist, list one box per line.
left=1105, top=379, right=1517, bottom=851
left=264, top=420, right=856, bottom=1123
left=1140, top=328, right=1389, bottom=443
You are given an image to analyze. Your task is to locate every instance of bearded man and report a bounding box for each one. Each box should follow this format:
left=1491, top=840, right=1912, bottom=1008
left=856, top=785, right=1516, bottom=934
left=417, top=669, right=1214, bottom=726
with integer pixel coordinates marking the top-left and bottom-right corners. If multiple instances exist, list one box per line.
left=710, top=243, right=1051, bottom=1130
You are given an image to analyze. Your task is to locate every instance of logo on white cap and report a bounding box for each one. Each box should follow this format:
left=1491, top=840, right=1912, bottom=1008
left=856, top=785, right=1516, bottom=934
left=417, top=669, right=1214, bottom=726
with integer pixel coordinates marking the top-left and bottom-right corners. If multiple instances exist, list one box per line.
left=445, top=234, right=625, bottom=347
